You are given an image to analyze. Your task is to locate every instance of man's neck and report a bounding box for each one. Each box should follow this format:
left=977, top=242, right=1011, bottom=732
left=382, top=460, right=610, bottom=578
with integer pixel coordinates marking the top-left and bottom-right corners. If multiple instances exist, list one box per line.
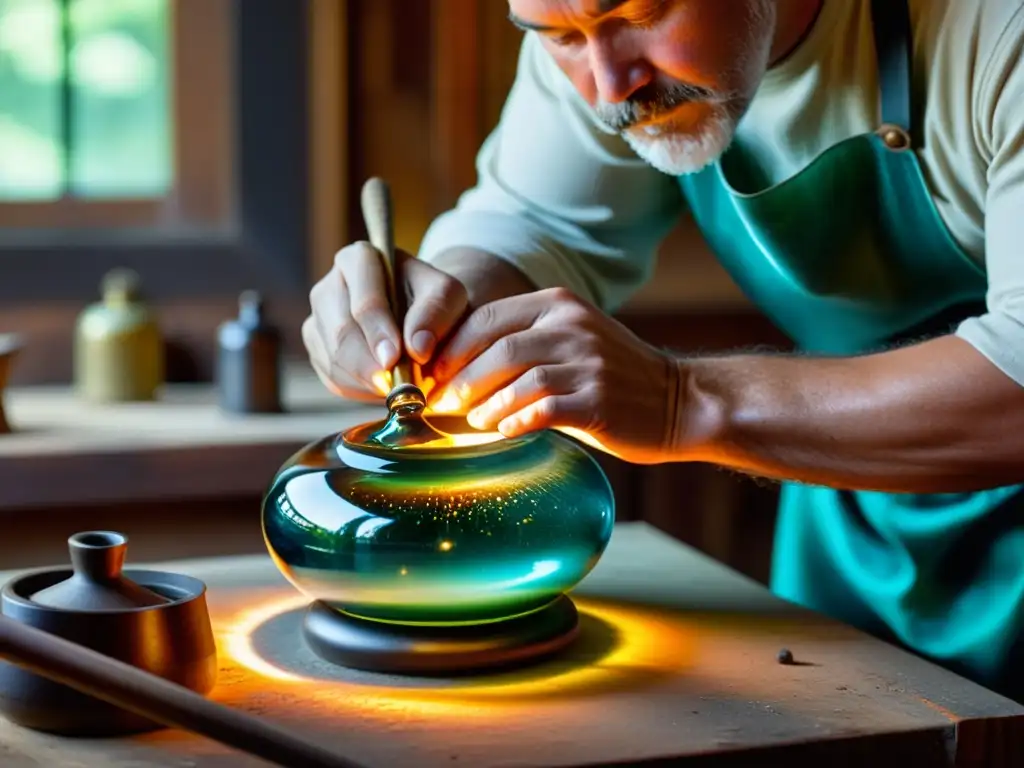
left=769, top=0, right=824, bottom=66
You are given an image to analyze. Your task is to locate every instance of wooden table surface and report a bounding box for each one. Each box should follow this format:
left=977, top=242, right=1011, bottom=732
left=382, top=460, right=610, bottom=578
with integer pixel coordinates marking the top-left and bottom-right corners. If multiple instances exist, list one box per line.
left=1, top=522, right=1022, bottom=767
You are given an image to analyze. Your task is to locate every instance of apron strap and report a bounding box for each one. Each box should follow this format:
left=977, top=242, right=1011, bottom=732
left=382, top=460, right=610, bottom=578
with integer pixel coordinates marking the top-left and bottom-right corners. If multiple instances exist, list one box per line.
left=870, top=0, right=914, bottom=139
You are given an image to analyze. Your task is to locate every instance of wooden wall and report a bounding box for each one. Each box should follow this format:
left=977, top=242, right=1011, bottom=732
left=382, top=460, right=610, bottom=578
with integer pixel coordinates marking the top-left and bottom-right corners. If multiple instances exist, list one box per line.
left=344, top=0, right=513, bottom=252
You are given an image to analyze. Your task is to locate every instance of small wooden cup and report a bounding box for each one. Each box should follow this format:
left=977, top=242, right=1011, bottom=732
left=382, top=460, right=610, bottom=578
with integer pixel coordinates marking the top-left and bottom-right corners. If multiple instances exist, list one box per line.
left=0, top=333, right=23, bottom=435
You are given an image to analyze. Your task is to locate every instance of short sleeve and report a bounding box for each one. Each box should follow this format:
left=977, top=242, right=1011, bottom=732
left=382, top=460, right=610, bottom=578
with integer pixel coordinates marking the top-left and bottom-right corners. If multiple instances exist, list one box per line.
left=955, top=8, right=1024, bottom=384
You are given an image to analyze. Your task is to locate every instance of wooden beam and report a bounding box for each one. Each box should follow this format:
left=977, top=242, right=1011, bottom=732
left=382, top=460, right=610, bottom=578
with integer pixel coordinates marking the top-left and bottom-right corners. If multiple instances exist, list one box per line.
left=308, top=0, right=349, bottom=282
left=431, top=0, right=483, bottom=211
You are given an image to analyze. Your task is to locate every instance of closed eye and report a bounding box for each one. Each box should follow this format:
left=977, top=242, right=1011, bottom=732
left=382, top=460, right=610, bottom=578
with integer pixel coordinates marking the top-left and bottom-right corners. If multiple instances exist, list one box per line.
left=621, top=0, right=670, bottom=29
left=508, top=0, right=668, bottom=43
left=547, top=30, right=585, bottom=47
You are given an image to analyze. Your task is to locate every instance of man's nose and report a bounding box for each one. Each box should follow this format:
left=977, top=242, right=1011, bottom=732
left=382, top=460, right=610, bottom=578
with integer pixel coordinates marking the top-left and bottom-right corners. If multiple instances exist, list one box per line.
left=588, top=36, right=653, bottom=104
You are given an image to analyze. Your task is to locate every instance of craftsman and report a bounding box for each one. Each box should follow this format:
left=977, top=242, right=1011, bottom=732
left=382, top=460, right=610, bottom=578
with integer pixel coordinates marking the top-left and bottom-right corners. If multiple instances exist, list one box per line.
left=303, top=0, right=1024, bottom=702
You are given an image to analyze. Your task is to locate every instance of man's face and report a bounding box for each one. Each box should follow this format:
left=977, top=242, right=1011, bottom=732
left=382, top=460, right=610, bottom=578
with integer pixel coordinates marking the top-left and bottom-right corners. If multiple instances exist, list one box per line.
left=507, top=0, right=777, bottom=175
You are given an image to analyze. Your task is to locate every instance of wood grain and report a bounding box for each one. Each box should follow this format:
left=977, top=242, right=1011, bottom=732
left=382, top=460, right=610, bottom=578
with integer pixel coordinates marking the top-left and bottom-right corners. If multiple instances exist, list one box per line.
left=308, top=0, right=349, bottom=282
left=0, top=523, right=1021, bottom=767
left=431, top=0, right=482, bottom=208
left=0, top=615, right=365, bottom=768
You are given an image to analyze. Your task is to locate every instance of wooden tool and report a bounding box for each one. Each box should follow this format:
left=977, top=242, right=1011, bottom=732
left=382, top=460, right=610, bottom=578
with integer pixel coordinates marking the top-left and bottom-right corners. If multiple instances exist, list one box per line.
left=0, top=613, right=367, bottom=768
left=360, top=177, right=416, bottom=393
left=358, top=178, right=446, bottom=448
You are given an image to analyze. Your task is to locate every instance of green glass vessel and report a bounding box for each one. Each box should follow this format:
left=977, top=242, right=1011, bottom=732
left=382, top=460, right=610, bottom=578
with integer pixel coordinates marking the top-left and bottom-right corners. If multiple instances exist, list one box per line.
left=261, top=415, right=615, bottom=627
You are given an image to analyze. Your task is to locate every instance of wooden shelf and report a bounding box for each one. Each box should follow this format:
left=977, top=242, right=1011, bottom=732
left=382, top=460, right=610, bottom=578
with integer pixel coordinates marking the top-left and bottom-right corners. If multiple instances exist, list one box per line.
left=0, top=363, right=378, bottom=511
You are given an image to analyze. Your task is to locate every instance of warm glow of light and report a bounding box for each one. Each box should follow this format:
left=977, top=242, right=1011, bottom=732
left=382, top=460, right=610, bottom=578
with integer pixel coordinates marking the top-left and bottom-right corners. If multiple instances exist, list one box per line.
left=215, top=590, right=698, bottom=718
left=404, top=428, right=507, bottom=450
left=438, top=540, right=454, bottom=552
left=416, top=374, right=437, bottom=399
left=555, top=427, right=619, bottom=458
left=371, top=370, right=393, bottom=396
left=429, top=384, right=470, bottom=415
left=219, top=593, right=311, bottom=683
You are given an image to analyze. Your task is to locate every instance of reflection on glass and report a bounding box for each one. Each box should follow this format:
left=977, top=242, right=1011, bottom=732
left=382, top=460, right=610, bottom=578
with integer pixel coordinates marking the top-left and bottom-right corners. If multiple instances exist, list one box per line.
left=262, top=419, right=616, bottom=626
left=0, top=0, right=170, bottom=201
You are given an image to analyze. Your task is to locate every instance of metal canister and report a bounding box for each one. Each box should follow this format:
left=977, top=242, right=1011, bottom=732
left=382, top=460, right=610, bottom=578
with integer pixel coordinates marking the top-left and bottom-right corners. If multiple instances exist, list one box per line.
left=74, top=268, right=164, bottom=403
left=216, top=291, right=283, bottom=414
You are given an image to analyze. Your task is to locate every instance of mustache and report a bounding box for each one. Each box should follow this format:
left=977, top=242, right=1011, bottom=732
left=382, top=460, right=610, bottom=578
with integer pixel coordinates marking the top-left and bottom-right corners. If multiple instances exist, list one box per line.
left=594, top=82, right=719, bottom=131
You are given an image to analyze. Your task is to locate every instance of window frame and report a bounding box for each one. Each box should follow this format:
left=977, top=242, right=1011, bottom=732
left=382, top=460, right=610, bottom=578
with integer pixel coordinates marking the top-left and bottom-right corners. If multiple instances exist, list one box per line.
left=0, top=0, right=311, bottom=303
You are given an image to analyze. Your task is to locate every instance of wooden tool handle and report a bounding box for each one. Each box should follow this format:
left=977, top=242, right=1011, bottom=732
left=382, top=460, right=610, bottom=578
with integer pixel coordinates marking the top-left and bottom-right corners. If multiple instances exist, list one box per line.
left=360, top=177, right=414, bottom=389
left=360, top=178, right=401, bottom=321
left=0, top=614, right=366, bottom=768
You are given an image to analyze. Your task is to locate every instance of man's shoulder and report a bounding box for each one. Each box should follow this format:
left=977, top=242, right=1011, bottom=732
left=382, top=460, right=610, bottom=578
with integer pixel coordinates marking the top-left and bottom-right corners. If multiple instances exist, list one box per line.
left=911, top=0, right=1024, bottom=32
left=912, top=0, right=1024, bottom=69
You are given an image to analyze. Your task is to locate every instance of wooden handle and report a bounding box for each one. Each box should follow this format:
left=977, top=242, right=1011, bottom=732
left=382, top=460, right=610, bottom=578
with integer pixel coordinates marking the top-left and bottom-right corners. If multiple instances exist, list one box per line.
left=360, top=178, right=399, bottom=319
left=360, top=176, right=393, bottom=260
left=360, top=177, right=414, bottom=389
left=0, top=614, right=366, bottom=768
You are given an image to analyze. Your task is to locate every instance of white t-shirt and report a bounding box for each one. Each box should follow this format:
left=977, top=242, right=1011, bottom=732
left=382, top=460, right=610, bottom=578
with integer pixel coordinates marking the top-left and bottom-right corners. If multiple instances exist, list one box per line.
left=419, top=0, right=1024, bottom=385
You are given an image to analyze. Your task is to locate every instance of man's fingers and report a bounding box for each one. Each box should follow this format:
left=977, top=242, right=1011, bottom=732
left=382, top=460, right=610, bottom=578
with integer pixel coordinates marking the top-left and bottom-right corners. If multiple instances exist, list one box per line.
left=496, top=392, right=593, bottom=438
left=430, top=292, right=550, bottom=385
left=431, top=329, right=565, bottom=414
left=331, top=322, right=392, bottom=396
left=401, top=255, right=469, bottom=364
left=303, top=314, right=383, bottom=400
left=308, top=260, right=378, bottom=388
left=310, top=355, right=382, bottom=402
left=312, top=278, right=383, bottom=392
left=335, top=242, right=402, bottom=369
left=465, top=362, right=571, bottom=430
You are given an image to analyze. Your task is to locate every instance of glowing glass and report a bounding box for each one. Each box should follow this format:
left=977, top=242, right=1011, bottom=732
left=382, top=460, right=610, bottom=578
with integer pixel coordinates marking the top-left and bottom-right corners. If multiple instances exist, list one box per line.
left=261, top=416, right=615, bottom=626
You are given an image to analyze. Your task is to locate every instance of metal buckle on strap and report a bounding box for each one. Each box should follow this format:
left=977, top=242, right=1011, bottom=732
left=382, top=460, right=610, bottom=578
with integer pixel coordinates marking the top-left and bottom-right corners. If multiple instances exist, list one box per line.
left=876, top=123, right=912, bottom=151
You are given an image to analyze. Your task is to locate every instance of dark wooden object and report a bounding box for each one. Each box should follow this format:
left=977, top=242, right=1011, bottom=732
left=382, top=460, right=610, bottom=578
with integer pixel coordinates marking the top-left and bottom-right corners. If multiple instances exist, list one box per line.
left=0, top=334, right=22, bottom=434
left=0, top=615, right=363, bottom=768
left=1, top=523, right=1021, bottom=767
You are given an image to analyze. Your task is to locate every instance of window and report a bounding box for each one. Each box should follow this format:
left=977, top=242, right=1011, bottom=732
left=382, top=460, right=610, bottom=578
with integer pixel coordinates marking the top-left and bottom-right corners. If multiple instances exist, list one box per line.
left=0, top=0, right=232, bottom=232
left=0, top=0, right=174, bottom=204
left=0, top=0, right=309, bottom=303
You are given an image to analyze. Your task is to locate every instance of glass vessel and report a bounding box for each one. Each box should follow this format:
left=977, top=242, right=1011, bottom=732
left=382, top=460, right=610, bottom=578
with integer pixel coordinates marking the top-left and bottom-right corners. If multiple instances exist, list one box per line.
left=261, top=415, right=615, bottom=627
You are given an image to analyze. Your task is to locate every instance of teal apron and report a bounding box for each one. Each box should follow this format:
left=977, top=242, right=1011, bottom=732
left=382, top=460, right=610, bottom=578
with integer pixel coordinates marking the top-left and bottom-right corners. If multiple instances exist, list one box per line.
left=678, top=0, right=1024, bottom=701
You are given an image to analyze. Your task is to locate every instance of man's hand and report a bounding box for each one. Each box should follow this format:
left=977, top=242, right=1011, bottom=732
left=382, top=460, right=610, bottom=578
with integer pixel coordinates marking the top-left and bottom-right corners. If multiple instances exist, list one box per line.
left=303, top=243, right=469, bottom=401
left=426, top=287, right=681, bottom=465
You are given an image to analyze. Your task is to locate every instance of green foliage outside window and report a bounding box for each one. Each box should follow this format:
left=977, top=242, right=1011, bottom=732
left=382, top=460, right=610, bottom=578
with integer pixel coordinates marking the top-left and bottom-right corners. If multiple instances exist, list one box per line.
left=0, top=0, right=171, bottom=201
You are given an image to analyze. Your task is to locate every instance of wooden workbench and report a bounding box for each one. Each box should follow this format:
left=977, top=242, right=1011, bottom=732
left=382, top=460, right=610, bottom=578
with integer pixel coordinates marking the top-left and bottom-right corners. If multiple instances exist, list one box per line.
left=1, top=523, right=1022, bottom=767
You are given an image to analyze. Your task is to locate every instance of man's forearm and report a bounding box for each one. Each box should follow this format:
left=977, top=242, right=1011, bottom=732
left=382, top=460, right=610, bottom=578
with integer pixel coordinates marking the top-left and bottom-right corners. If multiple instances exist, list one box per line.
left=679, top=334, right=1024, bottom=493
left=426, top=247, right=538, bottom=308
